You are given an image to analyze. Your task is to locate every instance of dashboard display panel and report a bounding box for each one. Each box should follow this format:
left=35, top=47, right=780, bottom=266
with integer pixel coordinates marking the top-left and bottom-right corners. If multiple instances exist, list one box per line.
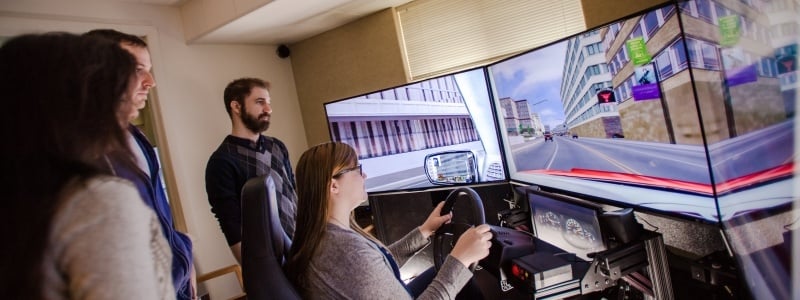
left=528, top=189, right=606, bottom=261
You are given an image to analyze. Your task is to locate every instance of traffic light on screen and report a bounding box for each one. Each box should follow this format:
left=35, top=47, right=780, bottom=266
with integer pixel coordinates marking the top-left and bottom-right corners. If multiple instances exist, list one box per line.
left=597, top=90, right=616, bottom=104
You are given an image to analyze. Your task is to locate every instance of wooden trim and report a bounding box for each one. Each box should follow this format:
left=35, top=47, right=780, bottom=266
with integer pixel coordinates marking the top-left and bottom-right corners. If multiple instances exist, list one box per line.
left=145, top=70, right=188, bottom=233
left=197, top=264, right=243, bottom=288
left=152, top=108, right=188, bottom=232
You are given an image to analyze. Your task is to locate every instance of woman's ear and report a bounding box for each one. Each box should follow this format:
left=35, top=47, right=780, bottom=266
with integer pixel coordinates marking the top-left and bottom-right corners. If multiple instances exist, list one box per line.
left=329, top=179, right=339, bottom=195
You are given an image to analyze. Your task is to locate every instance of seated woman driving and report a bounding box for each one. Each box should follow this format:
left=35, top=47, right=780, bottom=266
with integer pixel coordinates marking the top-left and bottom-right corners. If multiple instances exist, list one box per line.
left=285, top=142, right=492, bottom=299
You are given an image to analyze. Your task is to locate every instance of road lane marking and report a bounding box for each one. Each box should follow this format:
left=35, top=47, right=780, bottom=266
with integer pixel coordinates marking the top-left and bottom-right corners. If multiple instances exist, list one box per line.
left=571, top=141, right=641, bottom=174
left=575, top=138, right=707, bottom=169
left=545, top=141, right=559, bottom=169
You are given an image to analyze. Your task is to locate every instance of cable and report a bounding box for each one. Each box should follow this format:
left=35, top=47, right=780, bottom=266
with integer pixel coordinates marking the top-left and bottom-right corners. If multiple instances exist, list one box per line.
left=554, top=251, right=585, bottom=263
left=636, top=216, right=660, bottom=232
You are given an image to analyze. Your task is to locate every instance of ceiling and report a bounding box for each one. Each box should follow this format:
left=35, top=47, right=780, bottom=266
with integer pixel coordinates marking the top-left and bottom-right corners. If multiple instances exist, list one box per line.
left=132, top=0, right=414, bottom=45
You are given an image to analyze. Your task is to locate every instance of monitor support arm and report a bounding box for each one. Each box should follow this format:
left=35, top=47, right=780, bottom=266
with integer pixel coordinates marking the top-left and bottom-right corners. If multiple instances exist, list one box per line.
left=580, top=241, right=648, bottom=294
left=580, top=232, right=673, bottom=299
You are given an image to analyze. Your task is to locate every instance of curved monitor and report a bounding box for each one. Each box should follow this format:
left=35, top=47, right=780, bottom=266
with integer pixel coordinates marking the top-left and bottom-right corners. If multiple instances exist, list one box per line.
left=486, top=1, right=795, bottom=224
left=486, top=2, right=726, bottom=222
left=324, top=67, right=507, bottom=193
left=487, top=1, right=796, bottom=298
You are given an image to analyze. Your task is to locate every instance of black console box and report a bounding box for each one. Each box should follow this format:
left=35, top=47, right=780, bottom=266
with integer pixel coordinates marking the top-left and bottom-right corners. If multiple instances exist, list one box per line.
left=481, top=225, right=536, bottom=280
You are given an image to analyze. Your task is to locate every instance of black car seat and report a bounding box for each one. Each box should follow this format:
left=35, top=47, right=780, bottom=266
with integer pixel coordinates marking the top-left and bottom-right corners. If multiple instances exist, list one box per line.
left=241, top=175, right=301, bottom=299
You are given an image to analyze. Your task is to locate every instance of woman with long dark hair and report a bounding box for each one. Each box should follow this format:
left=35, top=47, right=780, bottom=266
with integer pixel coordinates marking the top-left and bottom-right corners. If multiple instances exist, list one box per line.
left=286, top=142, right=492, bottom=299
left=0, top=33, right=174, bottom=299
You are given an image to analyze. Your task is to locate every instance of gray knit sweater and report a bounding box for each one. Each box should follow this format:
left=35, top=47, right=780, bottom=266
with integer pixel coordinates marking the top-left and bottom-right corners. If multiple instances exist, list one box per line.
left=305, top=223, right=472, bottom=299
left=41, top=176, right=175, bottom=300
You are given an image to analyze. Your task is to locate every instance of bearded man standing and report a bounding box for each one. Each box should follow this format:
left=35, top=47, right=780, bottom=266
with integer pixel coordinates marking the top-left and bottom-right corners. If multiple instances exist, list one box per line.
left=204, top=78, right=298, bottom=263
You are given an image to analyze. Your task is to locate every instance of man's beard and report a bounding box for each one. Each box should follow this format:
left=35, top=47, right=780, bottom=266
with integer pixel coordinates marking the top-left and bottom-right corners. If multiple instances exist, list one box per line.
left=241, top=111, right=270, bottom=133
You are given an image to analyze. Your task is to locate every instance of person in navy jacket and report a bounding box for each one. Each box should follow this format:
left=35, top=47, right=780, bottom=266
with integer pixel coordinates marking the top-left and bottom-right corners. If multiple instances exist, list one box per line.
left=85, top=29, right=195, bottom=300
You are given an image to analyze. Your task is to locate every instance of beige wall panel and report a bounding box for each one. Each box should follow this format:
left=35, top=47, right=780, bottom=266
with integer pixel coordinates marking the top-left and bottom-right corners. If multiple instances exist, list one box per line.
left=290, top=8, right=408, bottom=146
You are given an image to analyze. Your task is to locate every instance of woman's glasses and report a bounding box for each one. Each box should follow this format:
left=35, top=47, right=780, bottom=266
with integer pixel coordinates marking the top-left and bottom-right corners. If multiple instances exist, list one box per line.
left=333, top=164, right=363, bottom=178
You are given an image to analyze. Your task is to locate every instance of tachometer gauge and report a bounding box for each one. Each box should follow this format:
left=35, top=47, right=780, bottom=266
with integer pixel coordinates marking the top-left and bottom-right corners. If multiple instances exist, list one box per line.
left=565, top=218, right=581, bottom=234
left=563, top=218, right=597, bottom=249
left=542, top=211, right=560, bottom=227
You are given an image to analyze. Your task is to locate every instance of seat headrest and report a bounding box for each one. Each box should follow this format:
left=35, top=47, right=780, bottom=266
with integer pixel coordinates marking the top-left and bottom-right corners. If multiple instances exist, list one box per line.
left=241, top=175, right=300, bottom=299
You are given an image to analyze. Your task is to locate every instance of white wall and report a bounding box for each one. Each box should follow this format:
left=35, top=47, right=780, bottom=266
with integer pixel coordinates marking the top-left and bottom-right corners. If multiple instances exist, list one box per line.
left=0, top=1, right=308, bottom=298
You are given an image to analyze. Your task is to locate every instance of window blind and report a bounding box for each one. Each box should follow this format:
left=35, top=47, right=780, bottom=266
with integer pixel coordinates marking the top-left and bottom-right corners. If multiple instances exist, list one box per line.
left=397, top=0, right=586, bottom=80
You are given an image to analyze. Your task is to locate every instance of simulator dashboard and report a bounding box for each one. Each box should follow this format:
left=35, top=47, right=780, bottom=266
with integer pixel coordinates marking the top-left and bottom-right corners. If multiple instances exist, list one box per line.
left=485, top=186, right=666, bottom=299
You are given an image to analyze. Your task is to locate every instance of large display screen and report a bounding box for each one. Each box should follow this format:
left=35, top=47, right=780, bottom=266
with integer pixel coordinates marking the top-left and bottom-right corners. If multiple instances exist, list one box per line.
left=488, top=1, right=794, bottom=223
left=488, top=2, right=722, bottom=222
left=324, top=68, right=506, bottom=193
left=487, top=1, right=796, bottom=298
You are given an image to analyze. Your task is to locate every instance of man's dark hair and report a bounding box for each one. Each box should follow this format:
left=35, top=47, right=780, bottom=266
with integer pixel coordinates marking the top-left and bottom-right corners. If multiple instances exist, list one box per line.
left=84, top=28, right=148, bottom=47
left=223, top=77, right=271, bottom=117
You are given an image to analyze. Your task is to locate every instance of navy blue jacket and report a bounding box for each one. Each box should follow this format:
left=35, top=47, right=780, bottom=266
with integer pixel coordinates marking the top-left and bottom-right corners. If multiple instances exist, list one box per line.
left=115, top=125, right=194, bottom=300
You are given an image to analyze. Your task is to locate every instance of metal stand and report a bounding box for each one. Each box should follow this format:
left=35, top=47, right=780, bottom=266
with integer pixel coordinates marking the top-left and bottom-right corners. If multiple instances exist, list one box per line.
left=644, top=234, right=673, bottom=300
left=504, top=230, right=674, bottom=299
left=579, top=231, right=673, bottom=299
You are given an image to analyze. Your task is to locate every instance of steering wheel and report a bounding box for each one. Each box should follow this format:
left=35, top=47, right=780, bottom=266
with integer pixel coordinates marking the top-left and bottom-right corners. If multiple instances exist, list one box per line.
left=433, top=187, right=486, bottom=272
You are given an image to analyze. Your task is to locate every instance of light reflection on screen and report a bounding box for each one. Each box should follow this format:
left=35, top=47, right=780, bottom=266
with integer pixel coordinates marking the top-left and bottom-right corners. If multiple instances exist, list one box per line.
left=529, top=190, right=606, bottom=261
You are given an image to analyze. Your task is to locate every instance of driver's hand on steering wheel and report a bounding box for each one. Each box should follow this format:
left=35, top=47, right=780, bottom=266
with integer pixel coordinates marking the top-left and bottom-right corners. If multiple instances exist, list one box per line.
left=419, top=201, right=453, bottom=239
left=450, top=224, right=492, bottom=268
